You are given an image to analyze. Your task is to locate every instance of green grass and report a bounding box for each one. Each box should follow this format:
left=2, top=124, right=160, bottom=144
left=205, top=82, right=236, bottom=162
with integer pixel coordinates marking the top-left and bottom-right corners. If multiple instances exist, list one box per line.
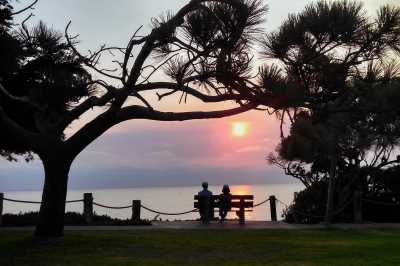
left=1, top=229, right=400, bottom=266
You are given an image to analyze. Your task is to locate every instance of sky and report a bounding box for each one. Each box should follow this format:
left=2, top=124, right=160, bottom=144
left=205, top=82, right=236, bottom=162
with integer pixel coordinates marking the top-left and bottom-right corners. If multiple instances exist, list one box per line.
left=0, top=0, right=397, bottom=191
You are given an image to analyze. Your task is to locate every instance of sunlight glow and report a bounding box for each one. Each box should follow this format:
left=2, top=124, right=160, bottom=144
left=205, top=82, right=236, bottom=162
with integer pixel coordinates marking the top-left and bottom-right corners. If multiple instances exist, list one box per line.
left=231, top=185, right=252, bottom=195
left=232, top=122, right=249, bottom=137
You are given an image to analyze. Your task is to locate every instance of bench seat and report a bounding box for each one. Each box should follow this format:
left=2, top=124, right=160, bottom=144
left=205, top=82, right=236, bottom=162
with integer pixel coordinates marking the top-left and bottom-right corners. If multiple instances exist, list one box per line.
left=194, top=194, right=254, bottom=224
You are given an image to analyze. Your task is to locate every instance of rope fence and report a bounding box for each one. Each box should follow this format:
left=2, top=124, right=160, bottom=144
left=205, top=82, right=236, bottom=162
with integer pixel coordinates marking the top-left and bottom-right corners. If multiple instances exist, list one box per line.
left=0, top=193, right=277, bottom=225
left=141, top=204, right=197, bottom=216
left=253, top=198, right=270, bottom=207
left=3, top=191, right=399, bottom=225
left=3, top=197, right=83, bottom=204
left=66, top=199, right=84, bottom=204
left=93, top=202, right=132, bottom=210
left=3, top=197, right=42, bottom=204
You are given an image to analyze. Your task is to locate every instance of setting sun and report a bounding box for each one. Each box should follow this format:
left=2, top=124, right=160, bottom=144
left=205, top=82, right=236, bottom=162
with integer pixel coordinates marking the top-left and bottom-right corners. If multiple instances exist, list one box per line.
left=232, top=122, right=249, bottom=137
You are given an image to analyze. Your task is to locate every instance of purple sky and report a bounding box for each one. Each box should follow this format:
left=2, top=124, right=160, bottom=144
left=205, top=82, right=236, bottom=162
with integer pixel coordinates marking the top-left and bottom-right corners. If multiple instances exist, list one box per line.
left=0, top=0, right=395, bottom=191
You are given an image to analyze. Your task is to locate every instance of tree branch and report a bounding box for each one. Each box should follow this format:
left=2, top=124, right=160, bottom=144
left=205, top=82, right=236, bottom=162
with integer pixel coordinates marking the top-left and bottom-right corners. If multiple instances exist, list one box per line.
left=116, top=103, right=257, bottom=122
left=135, top=82, right=243, bottom=102
left=11, top=0, right=38, bottom=15
left=67, top=102, right=257, bottom=156
left=65, top=22, right=122, bottom=81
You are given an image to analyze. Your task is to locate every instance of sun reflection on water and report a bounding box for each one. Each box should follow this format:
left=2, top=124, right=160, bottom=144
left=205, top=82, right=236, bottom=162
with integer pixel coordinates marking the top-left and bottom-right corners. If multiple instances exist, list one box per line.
left=226, top=185, right=254, bottom=220
left=230, top=184, right=252, bottom=195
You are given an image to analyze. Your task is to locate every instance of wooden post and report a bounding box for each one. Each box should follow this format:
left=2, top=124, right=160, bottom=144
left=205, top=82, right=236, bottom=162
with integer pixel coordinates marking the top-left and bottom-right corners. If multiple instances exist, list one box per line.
left=132, top=200, right=141, bottom=224
left=239, top=198, right=245, bottom=225
left=353, top=190, right=363, bottom=223
left=269, top=195, right=277, bottom=222
left=83, top=193, right=93, bottom=224
left=0, top=193, right=3, bottom=226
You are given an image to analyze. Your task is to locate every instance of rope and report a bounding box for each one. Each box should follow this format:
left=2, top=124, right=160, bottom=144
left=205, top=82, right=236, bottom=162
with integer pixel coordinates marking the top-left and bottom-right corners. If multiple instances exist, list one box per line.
left=93, top=202, right=132, bottom=210
left=66, top=199, right=84, bottom=203
left=3, top=197, right=41, bottom=204
left=253, top=198, right=270, bottom=207
left=3, top=197, right=84, bottom=204
left=141, top=204, right=197, bottom=216
left=362, top=198, right=400, bottom=206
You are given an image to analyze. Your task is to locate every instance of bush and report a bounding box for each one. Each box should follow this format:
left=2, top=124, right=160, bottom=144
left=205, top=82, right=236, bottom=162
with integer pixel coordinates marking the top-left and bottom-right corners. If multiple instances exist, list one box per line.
left=284, top=181, right=327, bottom=224
left=284, top=180, right=400, bottom=224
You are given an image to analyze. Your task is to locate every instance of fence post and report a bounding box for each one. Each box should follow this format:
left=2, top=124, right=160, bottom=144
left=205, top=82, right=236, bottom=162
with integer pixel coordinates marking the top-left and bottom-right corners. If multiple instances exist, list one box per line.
left=353, top=190, right=362, bottom=223
left=83, top=193, right=93, bottom=224
left=0, top=193, right=3, bottom=226
left=132, top=200, right=141, bottom=224
left=269, top=195, right=277, bottom=222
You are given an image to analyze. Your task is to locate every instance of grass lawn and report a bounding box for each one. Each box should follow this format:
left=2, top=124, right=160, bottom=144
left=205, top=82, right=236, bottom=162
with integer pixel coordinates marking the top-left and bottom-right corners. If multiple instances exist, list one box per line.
left=1, top=229, right=400, bottom=266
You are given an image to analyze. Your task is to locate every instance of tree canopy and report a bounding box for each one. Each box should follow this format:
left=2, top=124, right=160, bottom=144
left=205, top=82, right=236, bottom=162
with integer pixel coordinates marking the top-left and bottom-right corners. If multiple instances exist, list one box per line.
left=0, top=0, right=93, bottom=161
left=266, top=0, right=400, bottom=222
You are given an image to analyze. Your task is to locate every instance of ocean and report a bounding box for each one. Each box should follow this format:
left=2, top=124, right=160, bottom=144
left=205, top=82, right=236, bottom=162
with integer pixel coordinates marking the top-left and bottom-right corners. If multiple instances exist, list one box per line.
left=3, top=183, right=304, bottom=221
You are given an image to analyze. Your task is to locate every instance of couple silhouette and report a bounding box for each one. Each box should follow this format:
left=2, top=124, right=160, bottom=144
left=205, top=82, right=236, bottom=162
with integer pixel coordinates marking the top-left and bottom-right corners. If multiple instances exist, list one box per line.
left=198, top=182, right=232, bottom=224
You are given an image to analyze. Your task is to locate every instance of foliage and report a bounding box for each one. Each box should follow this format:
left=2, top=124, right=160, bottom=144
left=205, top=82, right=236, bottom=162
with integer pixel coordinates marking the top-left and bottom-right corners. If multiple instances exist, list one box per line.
left=266, top=0, right=400, bottom=222
left=283, top=181, right=328, bottom=224
left=0, top=1, right=94, bottom=161
left=260, top=0, right=400, bottom=110
left=284, top=169, right=400, bottom=224
left=0, top=0, right=12, bottom=29
left=270, top=68, right=400, bottom=213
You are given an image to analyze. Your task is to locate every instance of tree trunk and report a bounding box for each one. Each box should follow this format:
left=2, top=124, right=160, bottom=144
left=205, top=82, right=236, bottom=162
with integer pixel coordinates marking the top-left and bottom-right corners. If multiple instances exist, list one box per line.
left=34, top=156, right=72, bottom=238
left=325, top=153, right=337, bottom=224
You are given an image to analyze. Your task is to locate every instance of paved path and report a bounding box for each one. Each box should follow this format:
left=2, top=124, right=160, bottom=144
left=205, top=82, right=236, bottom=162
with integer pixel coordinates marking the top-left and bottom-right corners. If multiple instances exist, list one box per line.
left=2, top=221, right=400, bottom=231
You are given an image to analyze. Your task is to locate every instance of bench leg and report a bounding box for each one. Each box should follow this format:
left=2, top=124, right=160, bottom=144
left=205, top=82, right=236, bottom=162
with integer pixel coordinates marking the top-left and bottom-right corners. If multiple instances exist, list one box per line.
left=239, top=199, right=245, bottom=225
left=239, top=207, right=245, bottom=225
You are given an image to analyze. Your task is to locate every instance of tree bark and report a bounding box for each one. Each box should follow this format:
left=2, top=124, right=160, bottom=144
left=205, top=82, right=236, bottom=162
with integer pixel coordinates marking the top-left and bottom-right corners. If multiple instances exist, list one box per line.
left=34, top=156, right=72, bottom=238
left=324, top=153, right=337, bottom=224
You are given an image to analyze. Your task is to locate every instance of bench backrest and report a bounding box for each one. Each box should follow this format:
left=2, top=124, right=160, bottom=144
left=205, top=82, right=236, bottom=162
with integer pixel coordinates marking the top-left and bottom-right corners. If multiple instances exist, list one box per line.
left=194, top=195, right=254, bottom=209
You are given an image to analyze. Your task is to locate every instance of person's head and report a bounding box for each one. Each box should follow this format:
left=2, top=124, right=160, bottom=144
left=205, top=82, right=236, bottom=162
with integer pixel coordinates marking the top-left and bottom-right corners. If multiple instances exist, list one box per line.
left=202, top=182, right=208, bottom=190
left=222, top=184, right=230, bottom=194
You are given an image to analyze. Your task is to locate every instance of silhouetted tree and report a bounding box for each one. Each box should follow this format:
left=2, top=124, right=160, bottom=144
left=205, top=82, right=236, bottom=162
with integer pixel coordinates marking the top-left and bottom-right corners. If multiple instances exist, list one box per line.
left=263, top=1, right=400, bottom=222
left=3, top=0, right=399, bottom=236
left=0, top=0, right=273, bottom=237
left=269, top=75, right=400, bottom=215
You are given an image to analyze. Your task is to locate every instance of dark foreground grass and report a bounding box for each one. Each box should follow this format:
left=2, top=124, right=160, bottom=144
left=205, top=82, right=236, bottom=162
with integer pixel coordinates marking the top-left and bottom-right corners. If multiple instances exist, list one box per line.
left=1, top=229, right=400, bottom=266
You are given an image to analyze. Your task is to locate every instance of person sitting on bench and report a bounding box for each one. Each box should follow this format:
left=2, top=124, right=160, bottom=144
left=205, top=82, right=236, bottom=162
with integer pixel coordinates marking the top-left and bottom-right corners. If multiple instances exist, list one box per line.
left=198, top=182, right=213, bottom=224
left=218, top=184, right=232, bottom=223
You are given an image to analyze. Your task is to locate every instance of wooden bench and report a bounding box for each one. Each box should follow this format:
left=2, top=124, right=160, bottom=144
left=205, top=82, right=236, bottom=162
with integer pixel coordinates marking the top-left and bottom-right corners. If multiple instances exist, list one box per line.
left=194, top=195, right=254, bottom=224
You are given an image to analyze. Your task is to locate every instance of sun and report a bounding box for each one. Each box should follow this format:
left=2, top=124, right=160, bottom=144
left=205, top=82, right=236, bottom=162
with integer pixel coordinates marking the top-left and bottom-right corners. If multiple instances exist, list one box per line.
left=232, top=122, right=248, bottom=137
